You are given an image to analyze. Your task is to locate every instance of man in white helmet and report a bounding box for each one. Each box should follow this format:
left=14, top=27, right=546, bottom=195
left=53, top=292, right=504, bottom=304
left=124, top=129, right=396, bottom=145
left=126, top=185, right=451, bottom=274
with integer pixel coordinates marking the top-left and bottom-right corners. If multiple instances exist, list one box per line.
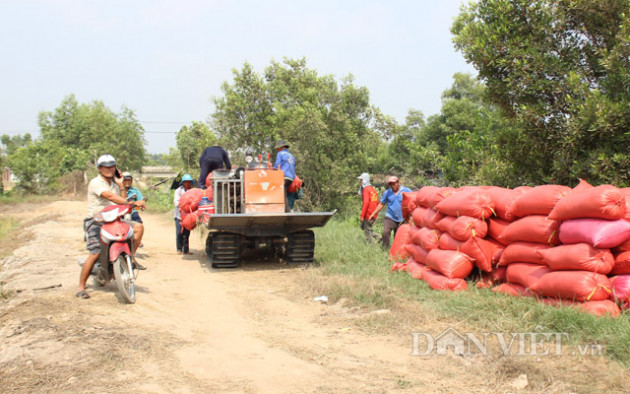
left=76, top=154, right=146, bottom=299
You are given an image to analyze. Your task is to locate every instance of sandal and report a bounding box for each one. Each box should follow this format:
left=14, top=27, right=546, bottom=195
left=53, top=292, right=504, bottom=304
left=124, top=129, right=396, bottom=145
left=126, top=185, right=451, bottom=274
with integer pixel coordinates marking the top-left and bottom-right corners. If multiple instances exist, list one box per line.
left=75, top=290, right=90, bottom=299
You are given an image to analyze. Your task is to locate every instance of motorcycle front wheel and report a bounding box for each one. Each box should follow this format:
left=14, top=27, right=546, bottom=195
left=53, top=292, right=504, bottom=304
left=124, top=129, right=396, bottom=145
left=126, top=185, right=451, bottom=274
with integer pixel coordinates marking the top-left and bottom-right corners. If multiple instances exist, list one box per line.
left=113, top=254, right=136, bottom=304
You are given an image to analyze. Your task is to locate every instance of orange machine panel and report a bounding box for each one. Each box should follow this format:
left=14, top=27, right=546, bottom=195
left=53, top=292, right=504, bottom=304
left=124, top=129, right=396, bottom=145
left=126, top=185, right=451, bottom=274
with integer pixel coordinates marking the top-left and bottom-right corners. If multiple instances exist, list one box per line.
left=243, top=168, right=285, bottom=213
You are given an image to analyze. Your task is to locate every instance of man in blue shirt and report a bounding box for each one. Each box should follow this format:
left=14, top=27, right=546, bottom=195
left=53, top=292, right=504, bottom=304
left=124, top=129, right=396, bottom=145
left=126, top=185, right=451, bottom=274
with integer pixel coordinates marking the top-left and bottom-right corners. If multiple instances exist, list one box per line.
left=369, top=176, right=411, bottom=249
left=273, top=139, right=297, bottom=212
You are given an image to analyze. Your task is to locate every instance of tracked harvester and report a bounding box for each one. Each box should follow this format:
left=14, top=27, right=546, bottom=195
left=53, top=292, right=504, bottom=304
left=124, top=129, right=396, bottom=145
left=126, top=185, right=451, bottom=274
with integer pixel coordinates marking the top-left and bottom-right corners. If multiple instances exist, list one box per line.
left=204, top=163, right=336, bottom=268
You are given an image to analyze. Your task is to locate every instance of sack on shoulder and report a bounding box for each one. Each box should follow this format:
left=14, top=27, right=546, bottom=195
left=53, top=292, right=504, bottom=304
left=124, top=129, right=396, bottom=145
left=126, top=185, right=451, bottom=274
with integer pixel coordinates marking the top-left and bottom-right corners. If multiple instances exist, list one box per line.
left=287, top=175, right=303, bottom=193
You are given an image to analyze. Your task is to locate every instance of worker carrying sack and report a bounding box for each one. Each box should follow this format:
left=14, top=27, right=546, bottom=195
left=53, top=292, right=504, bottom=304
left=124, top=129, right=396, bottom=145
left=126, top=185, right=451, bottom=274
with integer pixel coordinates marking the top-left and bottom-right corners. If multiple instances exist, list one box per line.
left=287, top=175, right=303, bottom=193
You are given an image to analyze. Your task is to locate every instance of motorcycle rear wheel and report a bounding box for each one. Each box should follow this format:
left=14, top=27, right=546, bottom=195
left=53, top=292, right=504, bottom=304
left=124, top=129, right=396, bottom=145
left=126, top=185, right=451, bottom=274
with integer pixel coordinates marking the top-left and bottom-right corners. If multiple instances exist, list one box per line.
left=113, top=254, right=136, bottom=304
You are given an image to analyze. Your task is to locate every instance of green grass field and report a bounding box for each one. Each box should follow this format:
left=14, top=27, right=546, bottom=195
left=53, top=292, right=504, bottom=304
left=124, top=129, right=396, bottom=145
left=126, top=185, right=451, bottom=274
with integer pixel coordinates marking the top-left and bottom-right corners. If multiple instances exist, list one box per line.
left=0, top=217, right=18, bottom=244
left=313, top=218, right=630, bottom=365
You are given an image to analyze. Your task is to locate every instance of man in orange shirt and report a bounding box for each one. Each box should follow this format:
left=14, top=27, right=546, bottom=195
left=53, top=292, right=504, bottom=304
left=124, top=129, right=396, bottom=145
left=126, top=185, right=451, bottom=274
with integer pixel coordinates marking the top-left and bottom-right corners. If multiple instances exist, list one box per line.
left=357, top=173, right=380, bottom=243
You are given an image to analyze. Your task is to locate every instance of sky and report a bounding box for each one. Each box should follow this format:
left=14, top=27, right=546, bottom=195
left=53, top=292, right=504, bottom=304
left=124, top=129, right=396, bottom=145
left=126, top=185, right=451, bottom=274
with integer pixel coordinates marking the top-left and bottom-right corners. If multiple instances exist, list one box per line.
left=0, top=0, right=476, bottom=154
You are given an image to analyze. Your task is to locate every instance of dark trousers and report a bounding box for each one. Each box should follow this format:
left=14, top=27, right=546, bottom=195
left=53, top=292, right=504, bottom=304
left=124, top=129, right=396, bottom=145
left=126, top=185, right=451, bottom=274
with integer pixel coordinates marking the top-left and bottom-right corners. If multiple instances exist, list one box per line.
left=382, top=217, right=401, bottom=249
left=362, top=219, right=378, bottom=243
left=284, top=179, right=297, bottom=212
left=175, top=218, right=190, bottom=253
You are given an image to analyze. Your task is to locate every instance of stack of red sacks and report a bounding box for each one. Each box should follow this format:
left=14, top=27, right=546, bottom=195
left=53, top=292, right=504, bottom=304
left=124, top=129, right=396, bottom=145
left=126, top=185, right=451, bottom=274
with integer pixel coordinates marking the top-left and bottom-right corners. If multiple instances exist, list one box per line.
left=391, top=186, right=499, bottom=292
left=532, top=180, right=629, bottom=317
left=490, top=185, right=565, bottom=299
left=178, top=188, right=213, bottom=231
left=389, top=180, right=630, bottom=317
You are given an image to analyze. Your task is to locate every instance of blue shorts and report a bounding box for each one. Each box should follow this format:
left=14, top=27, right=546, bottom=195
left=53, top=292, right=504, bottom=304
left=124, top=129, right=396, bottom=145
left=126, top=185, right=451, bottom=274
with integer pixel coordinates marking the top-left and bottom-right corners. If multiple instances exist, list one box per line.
left=130, top=211, right=143, bottom=223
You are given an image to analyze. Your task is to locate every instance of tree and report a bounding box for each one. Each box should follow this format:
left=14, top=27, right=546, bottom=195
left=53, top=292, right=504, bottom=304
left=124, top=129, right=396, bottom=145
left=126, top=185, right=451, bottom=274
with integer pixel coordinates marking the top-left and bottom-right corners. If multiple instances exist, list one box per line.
left=7, top=140, right=66, bottom=193
left=212, top=63, right=274, bottom=153
left=452, top=0, right=630, bottom=185
left=1, top=133, right=32, bottom=156
left=8, top=94, right=146, bottom=192
left=175, top=121, right=217, bottom=171
left=38, top=95, right=146, bottom=172
left=211, top=58, right=384, bottom=209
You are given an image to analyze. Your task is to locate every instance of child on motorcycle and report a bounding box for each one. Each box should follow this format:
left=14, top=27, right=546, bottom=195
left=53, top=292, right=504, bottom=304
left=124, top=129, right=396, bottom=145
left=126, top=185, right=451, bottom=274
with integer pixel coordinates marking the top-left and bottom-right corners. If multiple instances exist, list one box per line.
left=122, top=172, right=144, bottom=223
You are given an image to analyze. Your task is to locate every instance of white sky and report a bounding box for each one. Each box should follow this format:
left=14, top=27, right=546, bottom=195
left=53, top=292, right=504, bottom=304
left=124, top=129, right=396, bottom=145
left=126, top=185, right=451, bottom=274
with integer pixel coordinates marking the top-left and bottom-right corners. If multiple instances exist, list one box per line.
left=0, top=0, right=475, bottom=153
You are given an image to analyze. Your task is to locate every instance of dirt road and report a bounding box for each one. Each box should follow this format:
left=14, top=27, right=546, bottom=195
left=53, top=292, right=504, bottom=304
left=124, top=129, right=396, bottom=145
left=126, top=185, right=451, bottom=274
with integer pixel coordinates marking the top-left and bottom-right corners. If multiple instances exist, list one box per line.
left=1, top=201, right=629, bottom=393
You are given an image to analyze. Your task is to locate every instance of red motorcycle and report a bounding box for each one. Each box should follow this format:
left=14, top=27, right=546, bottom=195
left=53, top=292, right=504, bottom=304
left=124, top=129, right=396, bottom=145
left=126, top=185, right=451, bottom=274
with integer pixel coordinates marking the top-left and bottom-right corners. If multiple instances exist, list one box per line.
left=91, top=204, right=138, bottom=303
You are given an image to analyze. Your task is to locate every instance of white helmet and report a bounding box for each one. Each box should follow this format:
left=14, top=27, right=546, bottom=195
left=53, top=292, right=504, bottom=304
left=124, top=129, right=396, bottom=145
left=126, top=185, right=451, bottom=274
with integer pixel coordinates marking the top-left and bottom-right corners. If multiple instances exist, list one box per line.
left=97, top=154, right=116, bottom=167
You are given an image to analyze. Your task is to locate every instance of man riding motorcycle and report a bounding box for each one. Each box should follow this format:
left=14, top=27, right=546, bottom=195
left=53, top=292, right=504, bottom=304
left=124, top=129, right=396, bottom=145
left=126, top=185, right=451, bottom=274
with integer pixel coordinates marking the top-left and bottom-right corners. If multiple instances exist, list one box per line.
left=75, top=154, right=146, bottom=299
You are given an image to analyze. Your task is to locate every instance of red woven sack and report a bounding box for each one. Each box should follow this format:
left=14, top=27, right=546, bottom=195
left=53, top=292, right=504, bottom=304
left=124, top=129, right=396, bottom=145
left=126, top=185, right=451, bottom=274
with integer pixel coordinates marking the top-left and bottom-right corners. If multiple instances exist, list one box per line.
left=511, top=184, right=572, bottom=217
left=404, top=243, right=429, bottom=264
left=610, top=275, right=630, bottom=308
left=611, top=251, right=630, bottom=275
left=530, top=271, right=612, bottom=301
left=506, top=263, right=550, bottom=289
left=449, top=215, right=488, bottom=241
left=423, top=209, right=444, bottom=229
left=287, top=175, right=303, bottom=193
left=389, top=223, right=412, bottom=261
left=411, top=207, right=428, bottom=227
left=435, top=216, right=457, bottom=233
left=181, top=211, right=199, bottom=231
left=422, top=269, right=468, bottom=291
left=492, top=266, right=508, bottom=283
left=499, top=215, right=560, bottom=246
left=548, top=185, right=626, bottom=221
left=559, top=218, right=630, bottom=248
left=622, top=188, right=630, bottom=220
left=431, top=187, right=459, bottom=209
left=415, top=186, right=441, bottom=208
left=402, top=191, right=418, bottom=221
left=537, top=243, right=614, bottom=275
left=438, top=232, right=464, bottom=251
left=492, top=283, right=532, bottom=297
left=579, top=300, right=621, bottom=317
left=498, top=242, right=549, bottom=266
left=178, top=188, right=204, bottom=215
left=486, top=187, right=530, bottom=222
left=426, top=249, right=474, bottom=279
left=487, top=217, right=510, bottom=245
left=407, top=260, right=429, bottom=280
left=411, top=227, right=441, bottom=250
left=613, top=238, right=630, bottom=253
left=573, top=178, right=594, bottom=192
left=435, top=189, right=495, bottom=220
left=461, top=237, right=504, bottom=272
left=389, top=257, right=413, bottom=272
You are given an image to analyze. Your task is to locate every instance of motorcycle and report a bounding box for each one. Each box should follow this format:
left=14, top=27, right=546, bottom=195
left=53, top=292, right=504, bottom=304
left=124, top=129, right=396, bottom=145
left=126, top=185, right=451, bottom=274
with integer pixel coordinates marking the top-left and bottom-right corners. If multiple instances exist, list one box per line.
left=90, top=203, right=139, bottom=303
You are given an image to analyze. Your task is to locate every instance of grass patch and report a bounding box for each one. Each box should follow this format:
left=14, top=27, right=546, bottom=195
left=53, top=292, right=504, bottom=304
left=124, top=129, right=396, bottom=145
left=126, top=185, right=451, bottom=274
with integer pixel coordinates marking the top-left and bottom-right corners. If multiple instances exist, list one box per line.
left=0, top=216, right=21, bottom=259
left=0, top=217, right=18, bottom=240
left=0, top=216, right=22, bottom=299
left=142, top=184, right=175, bottom=214
left=312, top=218, right=630, bottom=365
left=0, top=192, right=59, bottom=205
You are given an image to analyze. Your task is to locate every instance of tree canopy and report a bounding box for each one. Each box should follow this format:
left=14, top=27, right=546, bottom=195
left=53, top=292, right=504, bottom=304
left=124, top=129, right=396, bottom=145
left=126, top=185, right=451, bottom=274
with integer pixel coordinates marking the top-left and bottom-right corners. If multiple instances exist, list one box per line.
left=3, top=94, right=146, bottom=192
left=452, top=0, right=630, bottom=185
left=210, top=58, right=383, bottom=209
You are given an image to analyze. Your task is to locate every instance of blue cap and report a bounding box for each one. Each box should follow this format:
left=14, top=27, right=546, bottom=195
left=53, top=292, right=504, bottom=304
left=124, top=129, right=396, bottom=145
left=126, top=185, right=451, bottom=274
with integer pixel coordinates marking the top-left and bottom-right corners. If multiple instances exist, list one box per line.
left=182, top=174, right=193, bottom=182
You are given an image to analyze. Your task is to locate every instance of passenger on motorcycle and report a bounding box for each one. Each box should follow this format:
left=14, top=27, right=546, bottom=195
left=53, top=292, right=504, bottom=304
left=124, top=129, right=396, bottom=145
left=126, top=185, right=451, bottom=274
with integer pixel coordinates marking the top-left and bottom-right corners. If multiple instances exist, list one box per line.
left=121, top=171, right=144, bottom=223
left=75, top=155, right=146, bottom=299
